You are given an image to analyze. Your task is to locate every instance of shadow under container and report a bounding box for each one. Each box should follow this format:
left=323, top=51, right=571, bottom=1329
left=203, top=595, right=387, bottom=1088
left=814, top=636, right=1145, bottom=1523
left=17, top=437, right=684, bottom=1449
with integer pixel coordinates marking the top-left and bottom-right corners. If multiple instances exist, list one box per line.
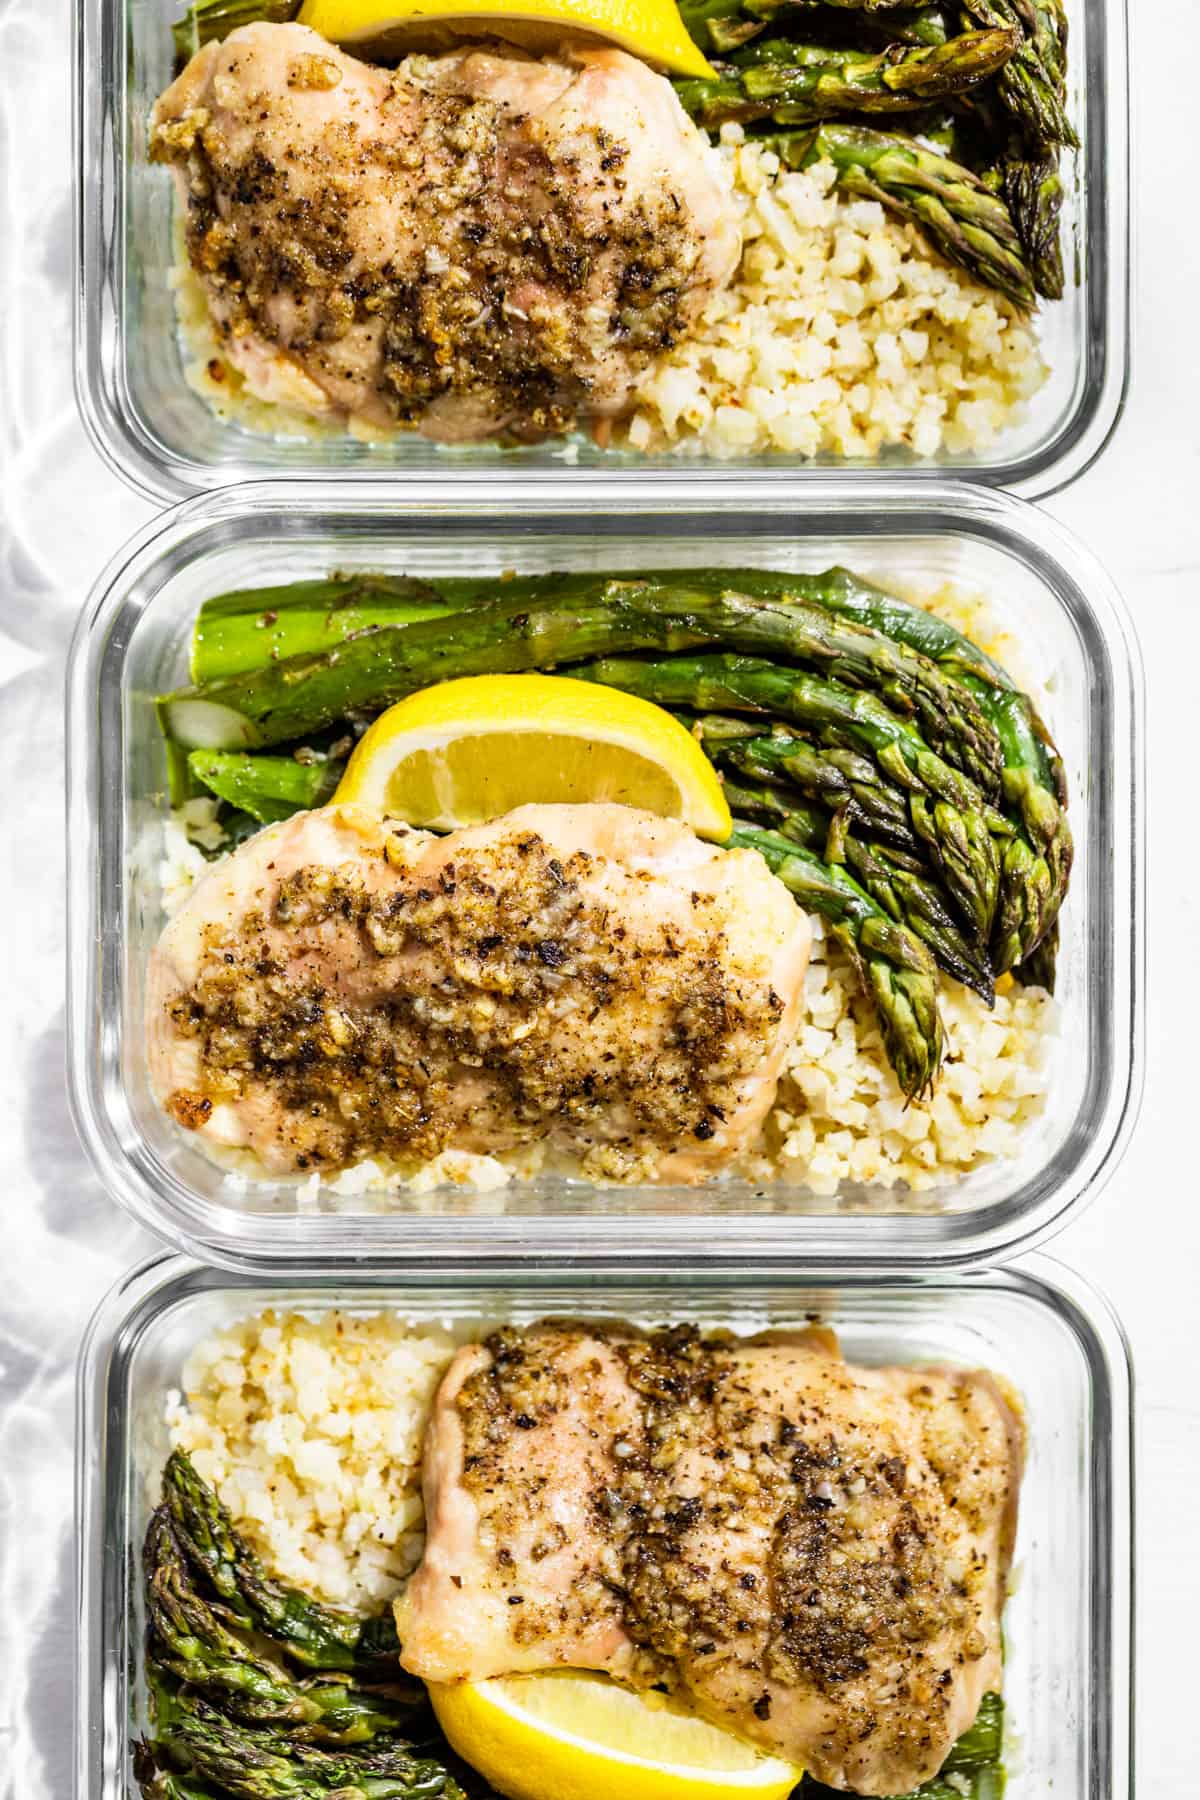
left=74, top=1252, right=1135, bottom=1800
left=75, top=0, right=1129, bottom=500
left=66, top=481, right=1142, bottom=1271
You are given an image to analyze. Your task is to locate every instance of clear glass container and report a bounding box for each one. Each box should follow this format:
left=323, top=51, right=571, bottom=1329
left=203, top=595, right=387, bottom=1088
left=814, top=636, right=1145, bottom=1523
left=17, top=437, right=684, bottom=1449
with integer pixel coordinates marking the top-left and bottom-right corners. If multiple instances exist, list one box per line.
left=73, top=1251, right=1135, bottom=1800
left=74, top=0, right=1129, bottom=502
left=65, top=481, right=1142, bottom=1271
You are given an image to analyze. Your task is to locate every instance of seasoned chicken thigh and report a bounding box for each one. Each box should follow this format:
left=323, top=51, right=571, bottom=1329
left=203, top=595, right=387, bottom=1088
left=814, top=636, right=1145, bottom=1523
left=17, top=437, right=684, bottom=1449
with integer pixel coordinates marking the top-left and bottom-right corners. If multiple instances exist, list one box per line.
left=150, top=24, right=740, bottom=441
left=398, top=1322, right=1023, bottom=1795
left=146, top=803, right=809, bottom=1180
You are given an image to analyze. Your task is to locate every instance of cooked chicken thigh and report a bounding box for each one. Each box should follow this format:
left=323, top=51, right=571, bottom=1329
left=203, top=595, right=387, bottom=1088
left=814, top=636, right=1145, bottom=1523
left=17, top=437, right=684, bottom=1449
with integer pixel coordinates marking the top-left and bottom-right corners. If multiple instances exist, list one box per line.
left=146, top=803, right=809, bottom=1180
left=398, top=1321, right=1023, bottom=1795
left=150, top=24, right=740, bottom=441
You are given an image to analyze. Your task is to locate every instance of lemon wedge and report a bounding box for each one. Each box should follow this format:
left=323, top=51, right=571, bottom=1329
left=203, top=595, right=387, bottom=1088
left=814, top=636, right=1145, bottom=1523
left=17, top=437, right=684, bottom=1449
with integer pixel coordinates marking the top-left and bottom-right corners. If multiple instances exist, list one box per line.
left=430, top=1671, right=804, bottom=1800
left=332, top=672, right=732, bottom=839
left=297, top=0, right=716, bottom=77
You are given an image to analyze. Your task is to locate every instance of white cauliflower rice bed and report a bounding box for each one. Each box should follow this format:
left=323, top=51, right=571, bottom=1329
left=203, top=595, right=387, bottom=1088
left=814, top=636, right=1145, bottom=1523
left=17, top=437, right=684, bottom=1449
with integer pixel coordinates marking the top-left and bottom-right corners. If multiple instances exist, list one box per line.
left=175, top=143, right=1046, bottom=462
left=166, top=1310, right=459, bottom=1607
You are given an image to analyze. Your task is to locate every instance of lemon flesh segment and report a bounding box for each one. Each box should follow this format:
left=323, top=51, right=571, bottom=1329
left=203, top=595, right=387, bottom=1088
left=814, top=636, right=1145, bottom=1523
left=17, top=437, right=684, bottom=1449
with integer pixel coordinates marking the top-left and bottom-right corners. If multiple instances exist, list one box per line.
left=297, top=0, right=716, bottom=77
left=332, top=673, right=732, bottom=840
left=430, top=1671, right=804, bottom=1800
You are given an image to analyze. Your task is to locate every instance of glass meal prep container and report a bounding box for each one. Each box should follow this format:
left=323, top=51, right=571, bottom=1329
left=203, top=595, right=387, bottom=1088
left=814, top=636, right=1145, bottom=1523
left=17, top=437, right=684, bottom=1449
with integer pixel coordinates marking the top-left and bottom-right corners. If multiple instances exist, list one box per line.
left=65, top=481, right=1142, bottom=1271
left=73, top=0, right=1128, bottom=502
left=73, top=1250, right=1135, bottom=1800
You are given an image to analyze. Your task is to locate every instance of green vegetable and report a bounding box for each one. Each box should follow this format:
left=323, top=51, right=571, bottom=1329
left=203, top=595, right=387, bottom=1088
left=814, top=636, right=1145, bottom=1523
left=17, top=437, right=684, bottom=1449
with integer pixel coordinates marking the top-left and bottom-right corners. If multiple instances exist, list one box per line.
left=762, top=121, right=1035, bottom=307
left=730, top=823, right=944, bottom=1096
left=143, top=1511, right=417, bottom=1743
left=1013, top=914, right=1058, bottom=992
left=151, top=1697, right=463, bottom=1800
left=164, top=579, right=1005, bottom=796
left=573, top=651, right=1007, bottom=945
left=674, top=28, right=1018, bottom=129
left=192, top=577, right=459, bottom=683
left=1003, top=151, right=1065, bottom=299
left=689, top=715, right=922, bottom=849
left=722, top=774, right=994, bottom=998
left=188, top=752, right=344, bottom=825
left=961, top=0, right=1075, bottom=147
left=162, top=1451, right=401, bottom=1675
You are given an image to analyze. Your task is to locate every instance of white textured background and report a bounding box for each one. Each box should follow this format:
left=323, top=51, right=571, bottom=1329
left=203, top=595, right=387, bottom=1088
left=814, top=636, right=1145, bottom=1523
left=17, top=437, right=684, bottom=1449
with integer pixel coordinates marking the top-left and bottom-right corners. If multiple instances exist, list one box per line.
left=0, top=1, right=1195, bottom=1794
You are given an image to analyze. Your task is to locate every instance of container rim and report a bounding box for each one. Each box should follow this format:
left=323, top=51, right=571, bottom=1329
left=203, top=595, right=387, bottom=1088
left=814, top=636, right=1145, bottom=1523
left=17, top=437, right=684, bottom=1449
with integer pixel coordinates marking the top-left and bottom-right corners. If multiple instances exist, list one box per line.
left=72, top=0, right=1130, bottom=505
left=72, top=1248, right=1136, bottom=1800
left=65, top=480, right=1145, bottom=1273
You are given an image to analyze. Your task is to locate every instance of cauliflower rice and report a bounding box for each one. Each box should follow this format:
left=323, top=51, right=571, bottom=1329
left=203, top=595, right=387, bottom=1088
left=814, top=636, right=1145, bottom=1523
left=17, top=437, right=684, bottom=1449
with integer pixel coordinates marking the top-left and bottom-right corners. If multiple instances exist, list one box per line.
left=174, top=144, right=1046, bottom=462
left=166, top=1310, right=462, bottom=1607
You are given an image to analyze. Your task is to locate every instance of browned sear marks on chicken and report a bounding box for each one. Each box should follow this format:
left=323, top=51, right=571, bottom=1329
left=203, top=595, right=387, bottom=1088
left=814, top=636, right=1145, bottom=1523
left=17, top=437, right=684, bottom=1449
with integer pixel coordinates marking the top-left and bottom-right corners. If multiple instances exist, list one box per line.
left=146, top=804, right=810, bottom=1181
left=398, top=1320, right=1024, bottom=1794
left=149, top=24, right=740, bottom=442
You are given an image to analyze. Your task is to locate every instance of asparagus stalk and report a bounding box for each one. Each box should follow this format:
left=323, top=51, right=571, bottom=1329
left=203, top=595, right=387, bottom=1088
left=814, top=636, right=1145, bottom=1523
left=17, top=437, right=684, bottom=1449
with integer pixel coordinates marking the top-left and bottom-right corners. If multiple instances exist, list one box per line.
left=679, top=0, right=765, bottom=54
left=961, top=0, right=1074, bottom=147
left=692, top=559, right=1070, bottom=831
left=690, top=716, right=922, bottom=850
left=161, top=582, right=1004, bottom=794
left=144, top=1511, right=414, bottom=1743
left=152, top=1696, right=462, bottom=1800
left=575, top=652, right=1006, bottom=944
left=960, top=678, right=1071, bottom=970
left=684, top=559, right=1071, bottom=854
left=849, top=4, right=954, bottom=45
left=764, top=121, right=1034, bottom=306
left=1012, top=914, right=1057, bottom=992
left=192, top=577, right=457, bottom=684
left=162, top=1452, right=402, bottom=1676
left=722, top=775, right=994, bottom=999
left=178, top=561, right=1021, bottom=707
left=661, top=565, right=1066, bottom=789
left=682, top=0, right=953, bottom=52
left=748, top=0, right=924, bottom=14
left=135, top=1755, right=224, bottom=1800
left=1003, top=151, right=1065, bottom=299
left=675, top=28, right=1018, bottom=129
left=730, top=824, right=944, bottom=1096
left=188, top=752, right=344, bottom=825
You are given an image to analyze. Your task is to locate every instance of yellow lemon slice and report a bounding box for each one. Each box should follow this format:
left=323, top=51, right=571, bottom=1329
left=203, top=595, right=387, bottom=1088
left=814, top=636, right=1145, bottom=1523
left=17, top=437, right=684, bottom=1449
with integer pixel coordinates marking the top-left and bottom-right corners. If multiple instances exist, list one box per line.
left=332, top=672, right=731, bottom=838
left=430, top=1671, right=804, bottom=1800
left=297, top=0, right=716, bottom=77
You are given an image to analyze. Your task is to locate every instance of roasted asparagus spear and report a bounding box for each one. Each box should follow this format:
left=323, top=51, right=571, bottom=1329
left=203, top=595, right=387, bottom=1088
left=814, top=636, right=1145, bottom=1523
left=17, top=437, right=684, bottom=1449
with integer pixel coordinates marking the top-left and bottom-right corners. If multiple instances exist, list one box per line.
left=162, top=1452, right=402, bottom=1676
left=729, top=823, right=945, bottom=1096
left=674, top=27, right=1018, bottom=128
left=761, top=121, right=1035, bottom=306
left=161, top=581, right=1005, bottom=797
left=1002, top=151, right=1065, bottom=298
left=186, top=752, right=343, bottom=825
left=687, top=715, right=922, bottom=850
left=149, top=1695, right=462, bottom=1800
left=721, top=774, right=994, bottom=998
left=192, top=577, right=457, bottom=683
left=960, top=0, right=1075, bottom=148
left=575, top=651, right=1007, bottom=945
left=144, top=1511, right=416, bottom=1743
